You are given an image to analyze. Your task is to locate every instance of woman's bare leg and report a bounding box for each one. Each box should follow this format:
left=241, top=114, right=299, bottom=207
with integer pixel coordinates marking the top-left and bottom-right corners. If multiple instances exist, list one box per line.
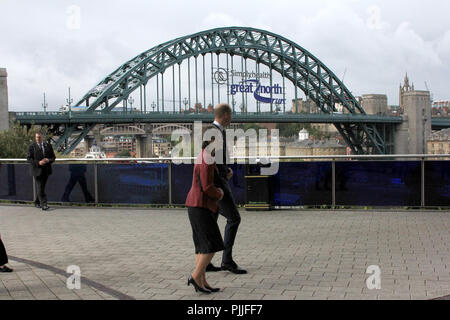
left=192, top=253, right=211, bottom=288
left=201, top=253, right=215, bottom=288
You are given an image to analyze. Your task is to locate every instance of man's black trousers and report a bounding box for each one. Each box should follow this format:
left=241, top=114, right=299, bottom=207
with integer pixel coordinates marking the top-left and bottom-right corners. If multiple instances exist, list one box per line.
left=214, top=179, right=241, bottom=265
left=34, top=174, right=49, bottom=207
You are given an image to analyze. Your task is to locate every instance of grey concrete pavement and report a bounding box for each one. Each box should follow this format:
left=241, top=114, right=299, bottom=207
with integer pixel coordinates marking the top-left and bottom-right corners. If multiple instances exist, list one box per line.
left=0, top=204, right=449, bottom=300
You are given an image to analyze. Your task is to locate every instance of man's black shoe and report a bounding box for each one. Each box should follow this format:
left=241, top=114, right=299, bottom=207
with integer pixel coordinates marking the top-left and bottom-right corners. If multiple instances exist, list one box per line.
left=42, top=206, right=50, bottom=211
left=206, top=263, right=222, bottom=272
left=221, top=264, right=247, bottom=274
left=35, top=203, right=41, bottom=208
left=0, top=266, right=13, bottom=273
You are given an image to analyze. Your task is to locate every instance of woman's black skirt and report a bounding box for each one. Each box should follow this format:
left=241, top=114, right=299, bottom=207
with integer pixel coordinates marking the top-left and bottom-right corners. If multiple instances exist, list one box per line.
left=188, top=207, right=225, bottom=254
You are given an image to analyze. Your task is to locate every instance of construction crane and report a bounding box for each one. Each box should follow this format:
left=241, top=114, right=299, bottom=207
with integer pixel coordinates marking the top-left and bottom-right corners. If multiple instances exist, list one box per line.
left=341, top=67, right=347, bottom=83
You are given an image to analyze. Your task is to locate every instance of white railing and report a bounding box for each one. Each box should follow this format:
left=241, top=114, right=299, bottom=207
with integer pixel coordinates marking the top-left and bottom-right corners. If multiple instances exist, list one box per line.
left=1, top=154, right=450, bottom=163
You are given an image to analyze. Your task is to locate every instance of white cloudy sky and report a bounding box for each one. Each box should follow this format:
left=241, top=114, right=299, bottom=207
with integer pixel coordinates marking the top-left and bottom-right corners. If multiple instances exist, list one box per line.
left=0, top=0, right=449, bottom=111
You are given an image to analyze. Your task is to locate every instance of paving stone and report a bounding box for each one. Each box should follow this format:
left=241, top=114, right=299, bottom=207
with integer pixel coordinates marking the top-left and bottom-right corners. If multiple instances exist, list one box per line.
left=1, top=206, right=449, bottom=300
left=230, top=293, right=264, bottom=300
left=262, top=294, right=294, bottom=300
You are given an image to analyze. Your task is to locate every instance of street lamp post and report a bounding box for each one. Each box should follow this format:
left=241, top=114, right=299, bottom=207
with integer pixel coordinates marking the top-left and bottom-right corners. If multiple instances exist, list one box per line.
left=183, top=97, right=189, bottom=113
left=275, top=101, right=280, bottom=113
left=42, top=92, right=48, bottom=114
left=66, top=87, right=73, bottom=117
left=232, top=97, right=236, bottom=114
left=151, top=101, right=156, bottom=113
left=128, top=96, right=134, bottom=113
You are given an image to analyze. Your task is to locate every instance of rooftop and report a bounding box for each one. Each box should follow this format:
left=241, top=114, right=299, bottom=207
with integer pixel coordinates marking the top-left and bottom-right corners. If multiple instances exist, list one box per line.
left=428, top=128, right=450, bottom=140
left=287, top=139, right=345, bottom=148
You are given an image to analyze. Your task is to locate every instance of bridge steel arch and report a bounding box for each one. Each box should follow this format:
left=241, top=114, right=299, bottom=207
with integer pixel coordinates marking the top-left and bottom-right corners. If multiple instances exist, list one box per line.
left=100, top=125, right=146, bottom=136
left=151, top=124, right=192, bottom=135
left=56, top=27, right=389, bottom=155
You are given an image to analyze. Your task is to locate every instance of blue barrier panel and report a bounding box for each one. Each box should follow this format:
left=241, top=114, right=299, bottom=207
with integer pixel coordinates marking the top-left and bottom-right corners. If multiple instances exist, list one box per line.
left=45, top=164, right=95, bottom=203
left=0, top=164, right=33, bottom=201
left=171, top=163, right=245, bottom=205
left=272, top=162, right=332, bottom=206
left=335, top=161, right=421, bottom=206
left=98, top=163, right=169, bottom=204
left=228, top=164, right=246, bottom=205
left=171, top=164, right=193, bottom=205
left=425, top=161, right=450, bottom=207
left=4, top=160, right=449, bottom=207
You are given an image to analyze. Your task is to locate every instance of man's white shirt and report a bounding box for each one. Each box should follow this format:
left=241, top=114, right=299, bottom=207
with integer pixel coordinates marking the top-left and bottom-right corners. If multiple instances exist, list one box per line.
left=213, top=120, right=224, bottom=132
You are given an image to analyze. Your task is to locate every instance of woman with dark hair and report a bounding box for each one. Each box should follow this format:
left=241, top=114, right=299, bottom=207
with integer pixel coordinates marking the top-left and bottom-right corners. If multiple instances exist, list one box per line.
left=0, top=234, right=13, bottom=273
left=185, top=138, right=224, bottom=294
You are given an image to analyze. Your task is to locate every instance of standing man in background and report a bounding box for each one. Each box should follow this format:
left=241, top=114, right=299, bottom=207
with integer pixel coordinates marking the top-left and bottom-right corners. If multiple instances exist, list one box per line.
left=207, top=103, right=247, bottom=275
left=27, top=132, right=56, bottom=211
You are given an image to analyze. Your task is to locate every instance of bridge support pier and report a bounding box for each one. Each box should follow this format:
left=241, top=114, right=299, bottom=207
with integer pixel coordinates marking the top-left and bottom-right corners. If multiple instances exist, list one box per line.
left=91, top=126, right=102, bottom=149
left=84, top=136, right=95, bottom=154
left=394, top=91, right=431, bottom=155
left=394, top=115, right=409, bottom=155
left=136, top=134, right=153, bottom=158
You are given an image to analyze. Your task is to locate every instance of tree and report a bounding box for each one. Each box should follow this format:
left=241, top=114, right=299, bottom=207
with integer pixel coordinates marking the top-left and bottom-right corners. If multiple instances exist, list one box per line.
left=0, top=122, right=48, bottom=158
left=276, top=123, right=303, bottom=138
left=274, top=122, right=333, bottom=140
left=116, top=150, right=131, bottom=158
left=244, top=123, right=262, bottom=131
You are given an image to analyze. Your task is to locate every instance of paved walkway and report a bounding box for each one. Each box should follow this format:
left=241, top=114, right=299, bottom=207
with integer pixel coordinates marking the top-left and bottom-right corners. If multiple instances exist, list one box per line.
left=0, top=205, right=449, bottom=300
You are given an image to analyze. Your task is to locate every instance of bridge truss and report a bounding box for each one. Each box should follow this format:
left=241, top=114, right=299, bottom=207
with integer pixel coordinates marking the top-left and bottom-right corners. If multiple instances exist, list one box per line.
left=27, top=27, right=399, bottom=154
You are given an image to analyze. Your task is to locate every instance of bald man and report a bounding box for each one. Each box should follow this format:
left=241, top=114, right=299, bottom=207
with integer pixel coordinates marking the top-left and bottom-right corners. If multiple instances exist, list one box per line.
left=206, top=103, right=247, bottom=275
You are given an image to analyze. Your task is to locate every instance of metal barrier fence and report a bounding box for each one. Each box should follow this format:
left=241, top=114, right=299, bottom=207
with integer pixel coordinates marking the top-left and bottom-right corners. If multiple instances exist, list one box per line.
left=1, top=155, right=449, bottom=208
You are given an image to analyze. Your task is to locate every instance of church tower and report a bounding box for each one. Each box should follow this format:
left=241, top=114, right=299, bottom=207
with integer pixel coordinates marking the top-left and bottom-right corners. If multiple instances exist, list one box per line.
left=395, top=73, right=431, bottom=154
left=399, top=73, right=415, bottom=114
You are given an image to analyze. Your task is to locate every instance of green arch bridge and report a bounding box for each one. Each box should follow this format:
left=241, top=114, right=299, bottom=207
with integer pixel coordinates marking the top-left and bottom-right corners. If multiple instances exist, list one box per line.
left=15, top=27, right=445, bottom=155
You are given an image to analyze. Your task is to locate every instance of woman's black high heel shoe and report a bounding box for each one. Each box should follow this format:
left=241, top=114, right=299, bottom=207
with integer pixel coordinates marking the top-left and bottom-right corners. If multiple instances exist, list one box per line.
left=205, top=285, right=220, bottom=292
left=187, top=276, right=212, bottom=294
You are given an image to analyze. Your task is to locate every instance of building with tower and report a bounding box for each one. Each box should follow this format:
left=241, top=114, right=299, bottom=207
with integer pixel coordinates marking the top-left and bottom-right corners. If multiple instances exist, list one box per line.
left=394, top=73, right=432, bottom=155
left=399, top=73, right=415, bottom=114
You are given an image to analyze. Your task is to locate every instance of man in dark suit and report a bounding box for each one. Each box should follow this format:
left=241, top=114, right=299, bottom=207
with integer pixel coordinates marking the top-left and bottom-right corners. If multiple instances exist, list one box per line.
left=206, top=103, right=247, bottom=275
left=27, top=132, right=56, bottom=211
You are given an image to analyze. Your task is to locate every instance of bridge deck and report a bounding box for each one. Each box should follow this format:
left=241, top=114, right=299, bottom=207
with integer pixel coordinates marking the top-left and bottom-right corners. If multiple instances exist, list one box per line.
left=431, top=118, right=450, bottom=130
left=14, top=111, right=405, bottom=125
